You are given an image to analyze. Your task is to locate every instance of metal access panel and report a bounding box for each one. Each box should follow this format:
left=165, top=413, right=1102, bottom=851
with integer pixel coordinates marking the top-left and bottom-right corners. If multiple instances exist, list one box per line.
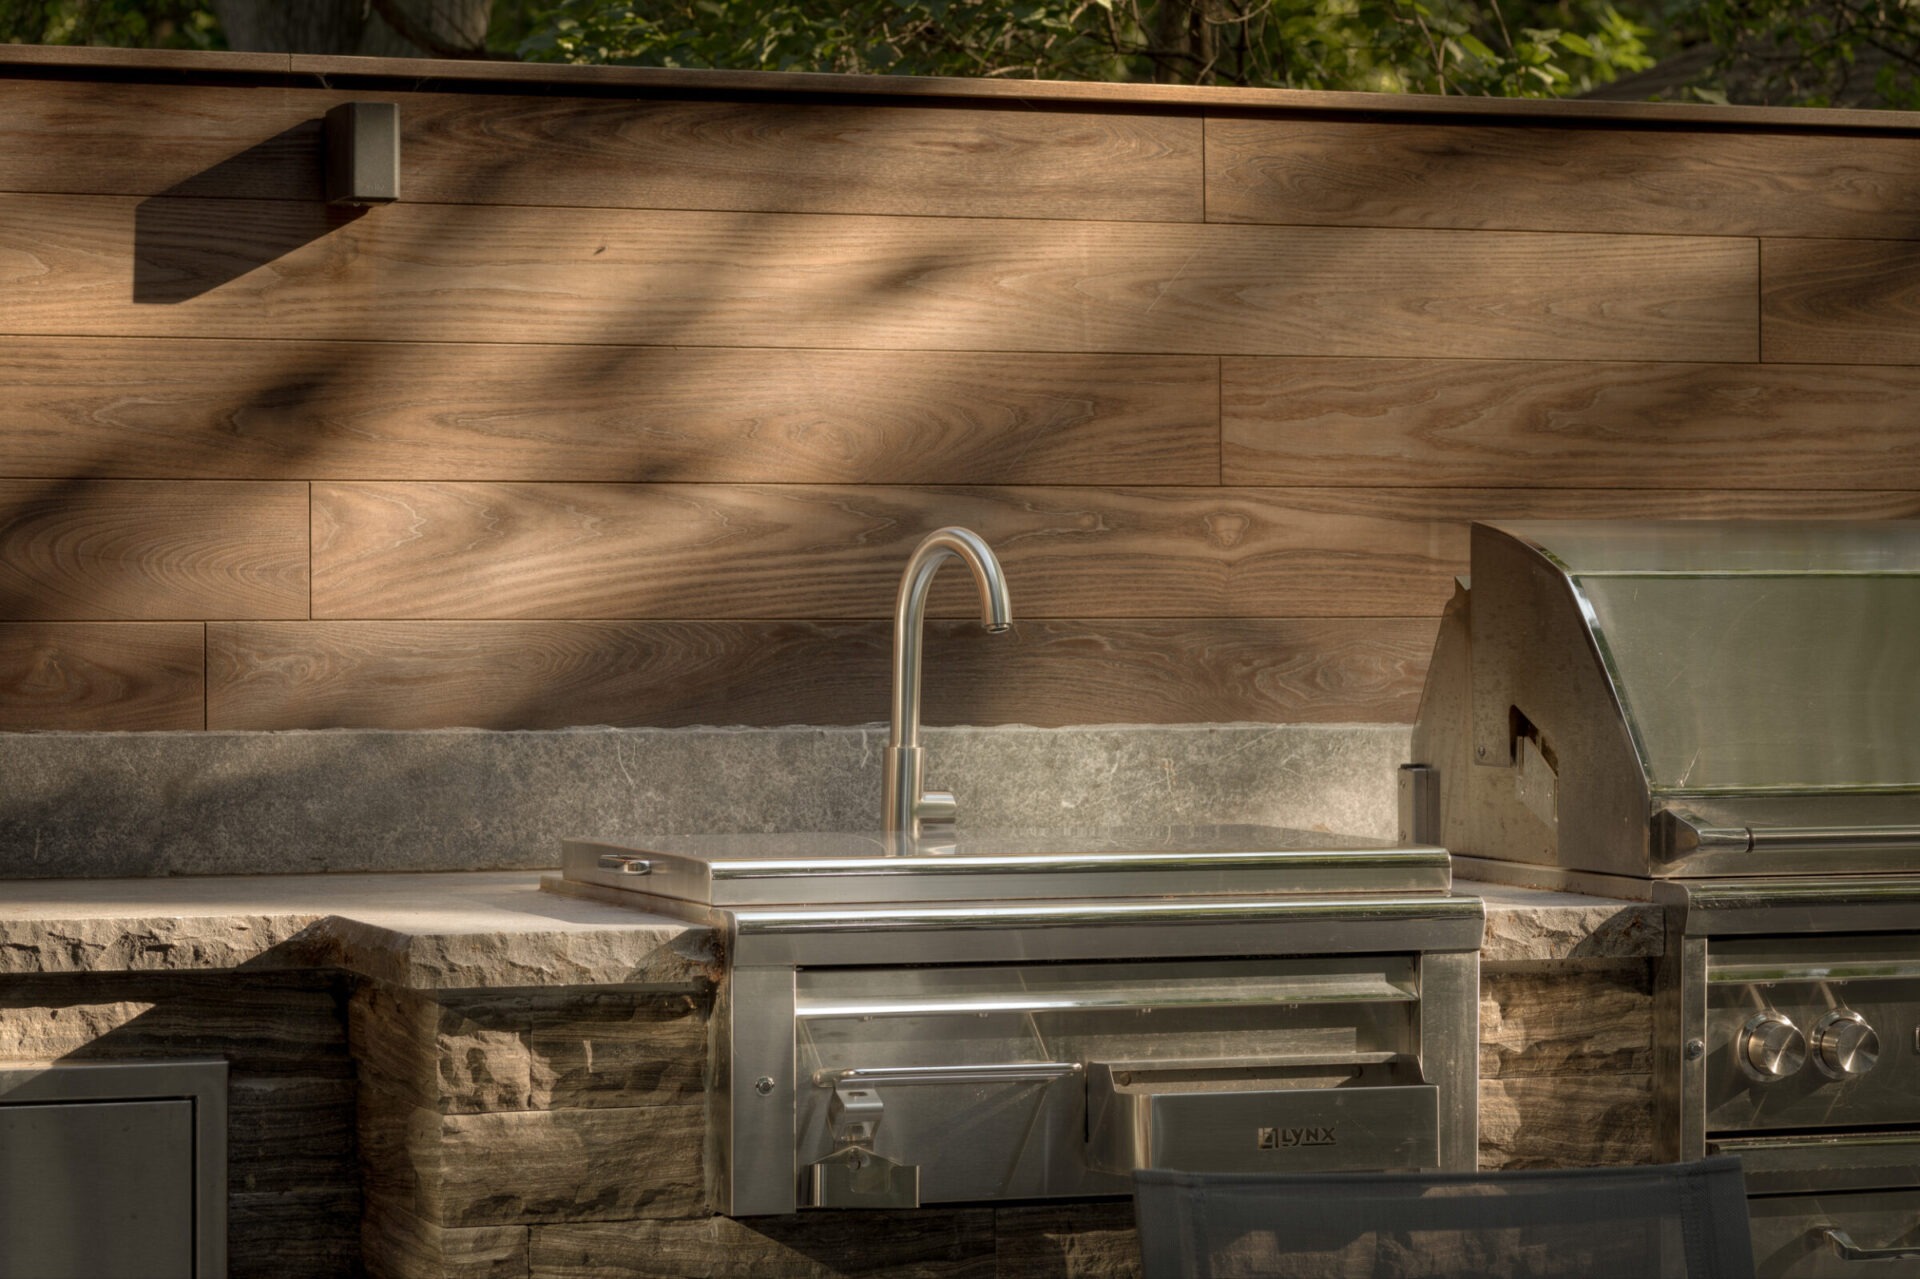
left=0, top=1059, right=227, bottom=1278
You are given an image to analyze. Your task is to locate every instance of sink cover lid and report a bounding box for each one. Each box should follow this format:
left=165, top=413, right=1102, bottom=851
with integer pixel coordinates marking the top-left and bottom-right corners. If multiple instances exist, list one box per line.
left=561, top=824, right=1450, bottom=907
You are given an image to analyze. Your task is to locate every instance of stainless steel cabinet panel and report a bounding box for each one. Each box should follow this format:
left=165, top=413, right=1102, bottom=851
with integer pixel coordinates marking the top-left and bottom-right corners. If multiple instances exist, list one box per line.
left=0, top=1100, right=196, bottom=1279
left=0, top=1060, right=225, bottom=1279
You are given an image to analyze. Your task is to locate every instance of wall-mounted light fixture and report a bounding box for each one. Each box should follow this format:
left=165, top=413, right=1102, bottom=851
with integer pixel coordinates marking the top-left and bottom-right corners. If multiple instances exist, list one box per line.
left=324, top=102, right=401, bottom=206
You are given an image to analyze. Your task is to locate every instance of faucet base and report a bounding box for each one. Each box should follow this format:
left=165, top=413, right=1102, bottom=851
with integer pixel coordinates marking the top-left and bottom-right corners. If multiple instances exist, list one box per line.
left=882, top=744, right=924, bottom=839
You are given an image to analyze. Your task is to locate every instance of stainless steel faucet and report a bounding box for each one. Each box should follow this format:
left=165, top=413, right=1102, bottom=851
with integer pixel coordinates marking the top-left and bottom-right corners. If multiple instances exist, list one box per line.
left=883, top=527, right=1012, bottom=839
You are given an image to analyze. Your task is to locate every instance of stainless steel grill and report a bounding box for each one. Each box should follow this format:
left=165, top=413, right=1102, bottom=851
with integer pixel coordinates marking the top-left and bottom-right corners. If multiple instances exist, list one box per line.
left=1409, top=520, right=1920, bottom=1273
left=561, top=824, right=1482, bottom=1216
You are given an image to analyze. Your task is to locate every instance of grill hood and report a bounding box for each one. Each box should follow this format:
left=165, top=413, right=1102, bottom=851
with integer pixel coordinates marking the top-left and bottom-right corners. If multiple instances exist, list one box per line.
left=1410, top=521, right=1920, bottom=883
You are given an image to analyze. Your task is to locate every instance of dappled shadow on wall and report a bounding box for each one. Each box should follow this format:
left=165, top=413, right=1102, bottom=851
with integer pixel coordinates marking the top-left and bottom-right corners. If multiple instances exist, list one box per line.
left=132, top=125, right=362, bottom=304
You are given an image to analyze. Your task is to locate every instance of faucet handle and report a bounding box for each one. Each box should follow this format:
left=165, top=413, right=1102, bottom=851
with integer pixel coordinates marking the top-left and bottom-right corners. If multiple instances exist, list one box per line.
left=915, top=789, right=958, bottom=825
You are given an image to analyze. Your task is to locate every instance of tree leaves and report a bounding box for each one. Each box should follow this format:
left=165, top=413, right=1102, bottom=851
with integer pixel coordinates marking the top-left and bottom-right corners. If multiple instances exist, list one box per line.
left=510, top=0, right=1659, bottom=95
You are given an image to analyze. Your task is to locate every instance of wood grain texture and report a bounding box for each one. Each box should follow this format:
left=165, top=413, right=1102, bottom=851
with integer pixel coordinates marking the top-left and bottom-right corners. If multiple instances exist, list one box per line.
left=1207, top=119, right=1920, bottom=239
left=0, top=622, right=203, bottom=729
left=10, top=42, right=1909, bottom=132
left=207, top=618, right=1435, bottom=729
left=308, top=482, right=1920, bottom=622
left=0, top=338, right=1216, bottom=484
left=0, top=80, right=1203, bottom=222
left=398, top=92, right=1204, bottom=221
left=0, top=194, right=1758, bottom=361
left=0, top=79, right=320, bottom=201
left=1763, top=237, right=1920, bottom=364
left=0, top=480, right=307, bottom=620
left=1223, top=357, right=1920, bottom=488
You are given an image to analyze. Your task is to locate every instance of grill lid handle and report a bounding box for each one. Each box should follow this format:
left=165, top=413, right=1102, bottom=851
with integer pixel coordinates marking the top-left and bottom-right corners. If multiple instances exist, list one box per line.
left=1656, top=809, right=1920, bottom=861
left=1822, top=1228, right=1920, bottom=1262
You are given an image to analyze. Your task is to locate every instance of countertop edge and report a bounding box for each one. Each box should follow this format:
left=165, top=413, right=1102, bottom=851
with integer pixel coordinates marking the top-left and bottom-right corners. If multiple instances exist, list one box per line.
left=0, top=871, right=1661, bottom=984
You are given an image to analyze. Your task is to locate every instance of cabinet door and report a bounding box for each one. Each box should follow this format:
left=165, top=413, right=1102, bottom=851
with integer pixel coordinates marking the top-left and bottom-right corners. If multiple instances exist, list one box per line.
left=0, top=1099, right=197, bottom=1279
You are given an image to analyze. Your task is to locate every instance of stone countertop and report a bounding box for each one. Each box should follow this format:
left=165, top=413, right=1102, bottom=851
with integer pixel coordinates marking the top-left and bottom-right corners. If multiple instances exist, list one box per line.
left=1470, top=882, right=1663, bottom=964
left=0, top=872, right=1660, bottom=987
left=0, top=871, right=717, bottom=990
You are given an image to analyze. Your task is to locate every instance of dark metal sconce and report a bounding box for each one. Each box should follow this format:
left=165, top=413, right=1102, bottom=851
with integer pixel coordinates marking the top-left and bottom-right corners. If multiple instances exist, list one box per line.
left=324, top=102, right=401, bottom=206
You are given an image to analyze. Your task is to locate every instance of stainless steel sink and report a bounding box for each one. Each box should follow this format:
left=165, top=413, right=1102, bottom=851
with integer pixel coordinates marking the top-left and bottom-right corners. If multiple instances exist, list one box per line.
left=556, top=823, right=1483, bottom=1216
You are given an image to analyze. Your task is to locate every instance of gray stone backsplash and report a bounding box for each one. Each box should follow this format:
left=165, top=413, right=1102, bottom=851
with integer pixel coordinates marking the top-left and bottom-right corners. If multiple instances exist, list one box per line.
left=0, top=723, right=1411, bottom=879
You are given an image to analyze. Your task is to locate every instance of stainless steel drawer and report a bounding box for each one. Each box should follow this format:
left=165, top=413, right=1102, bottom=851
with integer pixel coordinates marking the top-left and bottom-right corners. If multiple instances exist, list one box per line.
left=1087, top=1063, right=1438, bottom=1175
left=1750, top=1188, right=1920, bottom=1277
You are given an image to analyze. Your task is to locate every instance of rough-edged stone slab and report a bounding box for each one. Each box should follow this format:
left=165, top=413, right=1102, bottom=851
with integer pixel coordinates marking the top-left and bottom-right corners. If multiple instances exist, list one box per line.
left=0, top=871, right=720, bottom=987
left=353, top=982, right=709, bottom=1114
left=363, top=1197, right=530, bottom=1279
left=323, top=912, right=717, bottom=992
left=230, top=1188, right=363, bottom=1279
left=0, top=912, right=328, bottom=974
left=0, top=971, right=353, bottom=1075
left=1474, top=884, right=1663, bottom=963
left=354, top=982, right=539, bottom=1113
left=1479, top=963, right=1654, bottom=1079
left=528, top=988, right=707, bottom=1111
left=529, top=1211, right=997, bottom=1278
left=229, top=1073, right=358, bottom=1197
left=0, top=723, right=1407, bottom=878
left=1478, top=1074, right=1655, bottom=1169
left=995, top=1202, right=1142, bottom=1278
left=363, top=1080, right=706, bottom=1229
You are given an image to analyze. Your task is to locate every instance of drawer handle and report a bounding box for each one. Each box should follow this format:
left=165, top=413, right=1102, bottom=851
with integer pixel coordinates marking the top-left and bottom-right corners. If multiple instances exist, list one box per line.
left=596, top=854, right=652, bottom=875
left=1823, top=1227, right=1920, bottom=1261
left=813, top=1062, right=1082, bottom=1088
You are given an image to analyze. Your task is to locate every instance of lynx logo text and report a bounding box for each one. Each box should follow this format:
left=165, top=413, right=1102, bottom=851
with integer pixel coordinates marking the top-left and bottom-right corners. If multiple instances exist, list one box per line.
left=1257, top=1126, right=1336, bottom=1149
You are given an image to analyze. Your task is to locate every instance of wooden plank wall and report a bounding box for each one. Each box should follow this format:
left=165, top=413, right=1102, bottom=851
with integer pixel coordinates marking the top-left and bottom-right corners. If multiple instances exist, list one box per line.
left=4, top=65, right=1919, bottom=731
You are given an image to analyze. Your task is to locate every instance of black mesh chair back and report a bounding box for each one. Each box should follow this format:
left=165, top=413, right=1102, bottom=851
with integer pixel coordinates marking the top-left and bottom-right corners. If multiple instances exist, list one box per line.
left=1134, top=1156, right=1755, bottom=1279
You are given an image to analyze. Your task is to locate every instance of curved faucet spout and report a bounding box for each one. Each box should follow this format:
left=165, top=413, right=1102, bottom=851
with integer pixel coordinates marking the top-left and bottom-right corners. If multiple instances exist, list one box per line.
left=884, top=527, right=1013, bottom=838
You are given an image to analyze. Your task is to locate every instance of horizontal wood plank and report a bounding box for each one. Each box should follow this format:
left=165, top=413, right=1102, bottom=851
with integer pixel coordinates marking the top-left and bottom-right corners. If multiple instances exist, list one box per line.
left=309, top=482, right=1920, bottom=621
left=399, top=91, right=1204, bottom=221
left=16, top=42, right=1920, bottom=133
left=1223, top=357, right=1920, bottom=488
left=206, top=618, right=1435, bottom=729
left=0, top=79, right=1204, bottom=222
left=0, top=79, right=320, bottom=201
left=0, top=480, right=307, bottom=620
left=1763, top=238, right=1920, bottom=365
left=0, top=338, right=1217, bottom=484
left=0, top=194, right=1757, bottom=360
left=0, top=622, right=203, bottom=730
left=1208, top=119, right=1920, bottom=239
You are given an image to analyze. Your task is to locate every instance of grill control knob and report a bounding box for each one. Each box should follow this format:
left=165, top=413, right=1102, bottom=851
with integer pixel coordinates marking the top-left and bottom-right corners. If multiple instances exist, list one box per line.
left=1814, top=1010, right=1879, bottom=1079
left=1740, top=1012, right=1807, bottom=1081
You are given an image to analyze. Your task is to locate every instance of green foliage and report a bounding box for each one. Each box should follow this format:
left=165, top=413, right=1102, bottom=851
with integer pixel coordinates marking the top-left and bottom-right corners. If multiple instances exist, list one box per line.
left=1689, top=0, right=1920, bottom=107
left=513, top=0, right=1657, bottom=96
left=0, top=0, right=222, bottom=47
